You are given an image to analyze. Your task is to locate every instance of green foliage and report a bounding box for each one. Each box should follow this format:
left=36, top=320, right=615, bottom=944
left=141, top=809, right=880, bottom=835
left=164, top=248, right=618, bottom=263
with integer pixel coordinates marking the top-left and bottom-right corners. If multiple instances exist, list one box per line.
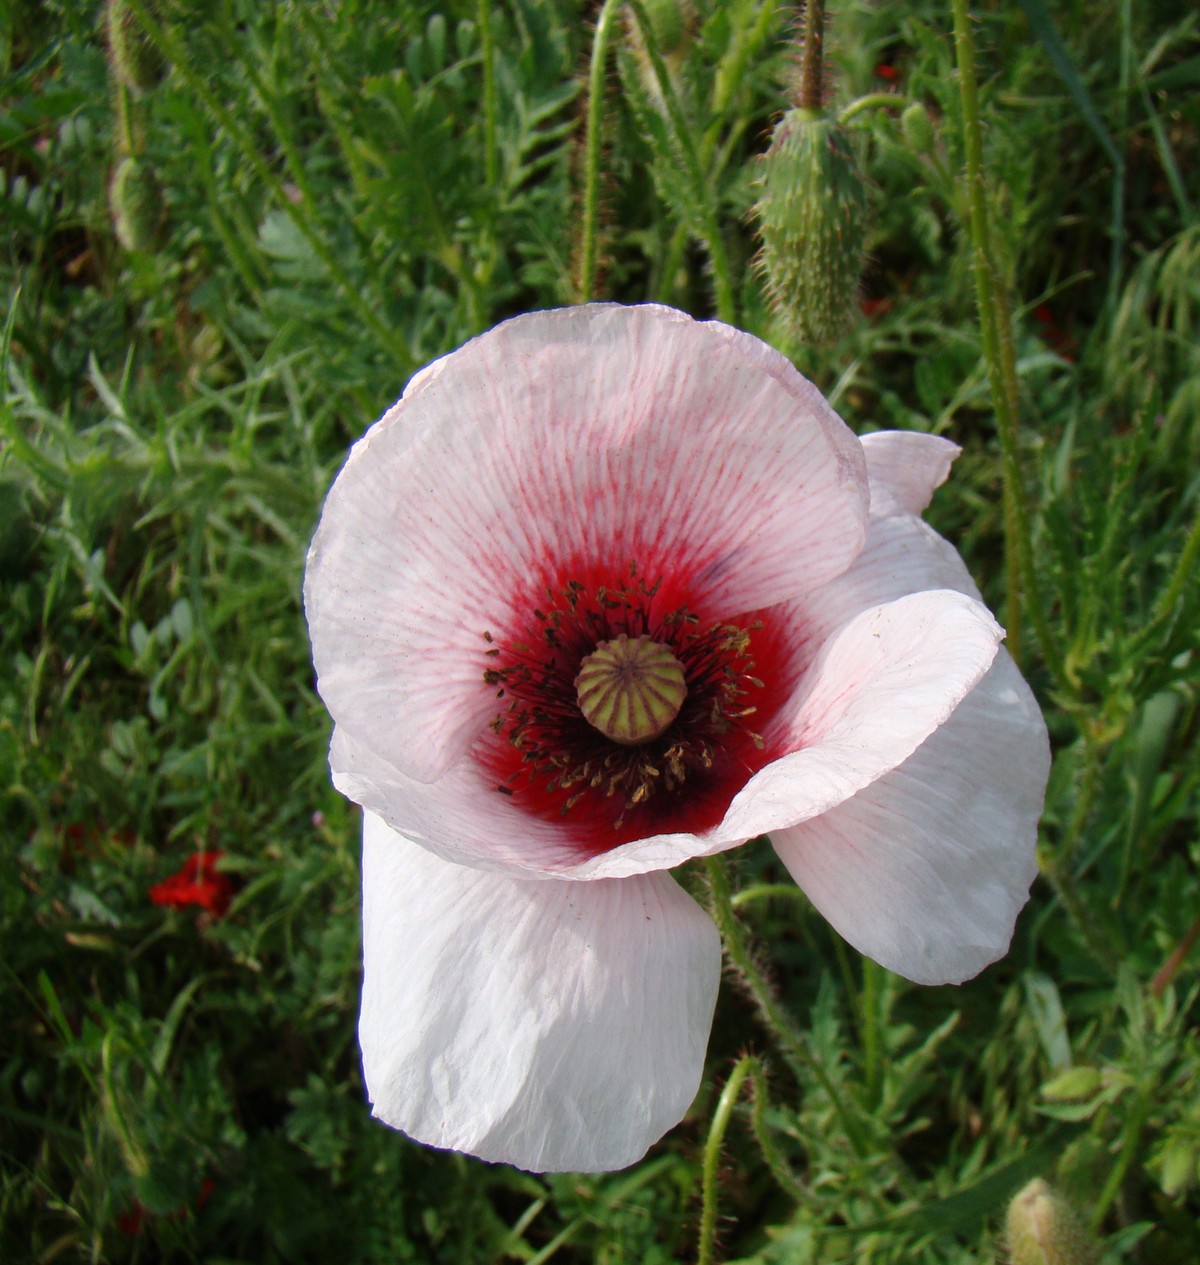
left=2, top=0, right=1199, bottom=1261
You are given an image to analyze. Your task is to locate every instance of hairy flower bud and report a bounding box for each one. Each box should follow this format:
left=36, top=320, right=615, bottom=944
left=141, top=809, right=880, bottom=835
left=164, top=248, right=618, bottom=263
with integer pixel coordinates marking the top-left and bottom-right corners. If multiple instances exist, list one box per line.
left=754, top=111, right=868, bottom=346
left=900, top=101, right=936, bottom=155
left=1005, top=1179, right=1101, bottom=1265
left=106, top=0, right=166, bottom=96
left=109, top=157, right=163, bottom=253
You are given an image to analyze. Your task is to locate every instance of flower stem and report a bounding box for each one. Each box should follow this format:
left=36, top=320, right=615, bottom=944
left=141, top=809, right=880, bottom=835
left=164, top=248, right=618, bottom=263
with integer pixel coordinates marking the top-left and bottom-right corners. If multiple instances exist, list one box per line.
left=860, top=957, right=883, bottom=1109
left=949, top=0, right=1063, bottom=687
left=578, top=0, right=621, bottom=302
left=697, top=1055, right=754, bottom=1265
left=704, top=855, right=868, bottom=1156
left=797, top=0, right=827, bottom=112
left=697, top=1055, right=806, bottom=1265
left=625, top=0, right=736, bottom=323
left=477, top=0, right=499, bottom=191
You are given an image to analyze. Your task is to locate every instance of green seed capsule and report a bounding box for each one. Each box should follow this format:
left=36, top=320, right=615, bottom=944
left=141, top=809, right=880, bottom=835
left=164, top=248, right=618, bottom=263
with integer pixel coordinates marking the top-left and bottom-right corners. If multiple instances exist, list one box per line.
left=901, top=101, right=936, bottom=155
left=106, top=0, right=166, bottom=96
left=575, top=634, right=687, bottom=746
left=754, top=111, right=868, bottom=347
left=1005, top=1179, right=1101, bottom=1265
left=109, top=156, right=163, bottom=253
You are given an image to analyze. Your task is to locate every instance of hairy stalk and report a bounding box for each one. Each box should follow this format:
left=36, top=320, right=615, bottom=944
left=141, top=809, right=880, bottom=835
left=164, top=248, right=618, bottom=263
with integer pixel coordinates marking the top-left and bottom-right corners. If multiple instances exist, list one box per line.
left=626, top=0, right=736, bottom=322
left=860, top=958, right=883, bottom=1109
left=1041, top=738, right=1123, bottom=972
left=697, top=1055, right=753, bottom=1265
left=697, top=1056, right=808, bottom=1264
left=478, top=0, right=499, bottom=190
left=838, top=92, right=913, bottom=122
left=798, top=0, right=827, bottom=112
left=578, top=0, right=621, bottom=302
left=122, top=0, right=414, bottom=373
left=1150, top=913, right=1200, bottom=997
left=950, top=0, right=1063, bottom=687
left=1135, top=501, right=1200, bottom=655
left=704, top=854, right=867, bottom=1155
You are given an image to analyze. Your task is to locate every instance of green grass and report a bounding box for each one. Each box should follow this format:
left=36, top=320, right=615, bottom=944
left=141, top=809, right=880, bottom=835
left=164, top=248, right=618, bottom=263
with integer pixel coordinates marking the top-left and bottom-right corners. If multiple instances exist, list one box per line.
left=2, top=0, right=1199, bottom=1261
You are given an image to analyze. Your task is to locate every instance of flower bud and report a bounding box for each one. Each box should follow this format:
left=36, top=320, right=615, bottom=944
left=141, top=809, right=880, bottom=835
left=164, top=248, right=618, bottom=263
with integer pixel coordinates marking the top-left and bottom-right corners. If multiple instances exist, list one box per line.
left=109, top=157, right=163, bottom=253
left=900, top=101, right=936, bottom=155
left=1040, top=1065, right=1102, bottom=1102
left=754, top=111, right=868, bottom=346
left=106, top=0, right=166, bottom=96
left=1005, top=1179, right=1101, bottom=1265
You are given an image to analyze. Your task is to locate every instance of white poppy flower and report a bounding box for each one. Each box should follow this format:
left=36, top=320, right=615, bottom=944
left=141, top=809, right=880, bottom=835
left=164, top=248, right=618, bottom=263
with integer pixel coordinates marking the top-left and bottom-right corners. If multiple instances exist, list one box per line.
left=304, top=304, right=1049, bottom=1173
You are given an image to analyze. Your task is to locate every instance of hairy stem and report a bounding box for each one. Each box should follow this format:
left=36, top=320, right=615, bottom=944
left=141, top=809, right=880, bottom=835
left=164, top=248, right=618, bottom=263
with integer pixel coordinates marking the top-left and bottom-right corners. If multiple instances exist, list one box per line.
left=704, top=854, right=867, bottom=1155
left=798, top=0, right=827, bottom=112
left=578, top=0, right=622, bottom=302
left=950, top=0, right=1064, bottom=688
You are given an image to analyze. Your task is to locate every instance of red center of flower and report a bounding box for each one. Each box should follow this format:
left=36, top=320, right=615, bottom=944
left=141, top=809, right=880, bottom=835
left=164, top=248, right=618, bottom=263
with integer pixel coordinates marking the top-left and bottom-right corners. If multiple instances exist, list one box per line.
left=480, top=563, right=790, bottom=854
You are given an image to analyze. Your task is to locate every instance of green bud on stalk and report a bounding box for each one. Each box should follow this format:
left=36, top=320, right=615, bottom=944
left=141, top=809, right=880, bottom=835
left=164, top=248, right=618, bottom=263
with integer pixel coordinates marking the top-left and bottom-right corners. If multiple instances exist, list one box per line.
left=106, top=0, right=166, bottom=96
left=1005, top=1179, right=1101, bottom=1265
left=109, top=157, right=163, bottom=252
left=754, top=111, right=868, bottom=346
left=900, top=101, right=936, bottom=155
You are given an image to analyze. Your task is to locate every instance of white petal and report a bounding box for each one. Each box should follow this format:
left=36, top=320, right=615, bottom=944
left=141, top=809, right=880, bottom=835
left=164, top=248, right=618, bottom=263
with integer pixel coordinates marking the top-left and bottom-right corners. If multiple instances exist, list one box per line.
left=771, top=650, right=1048, bottom=983
left=722, top=589, right=1003, bottom=838
left=860, top=430, right=960, bottom=518
left=305, top=303, right=867, bottom=784
left=359, top=812, right=721, bottom=1172
left=801, top=511, right=985, bottom=648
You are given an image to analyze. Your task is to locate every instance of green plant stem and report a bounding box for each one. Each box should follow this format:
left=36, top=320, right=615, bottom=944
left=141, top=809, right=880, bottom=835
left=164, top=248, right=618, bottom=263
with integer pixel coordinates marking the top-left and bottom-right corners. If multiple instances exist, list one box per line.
left=1091, top=1080, right=1155, bottom=1228
left=729, top=882, right=807, bottom=911
left=115, top=81, right=137, bottom=156
left=626, top=0, right=736, bottom=323
left=798, top=0, right=827, bottom=111
left=697, top=1055, right=808, bottom=1265
left=704, top=855, right=867, bottom=1156
left=697, top=1055, right=754, bottom=1265
left=1039, top=738, right=1123, bottom=972
left=478, top=0, right=499, bottom=191
left=861, top=958, right=883, bottom=1108
left=1136, top=500, right=1200, bottom=652
left=578, top=0, right=621, bottom=302
left=950, top=0, right=1063, bottom=688
left=838, top=92, right=914, bottom=123
left=122, top=0, right=413, bottom=374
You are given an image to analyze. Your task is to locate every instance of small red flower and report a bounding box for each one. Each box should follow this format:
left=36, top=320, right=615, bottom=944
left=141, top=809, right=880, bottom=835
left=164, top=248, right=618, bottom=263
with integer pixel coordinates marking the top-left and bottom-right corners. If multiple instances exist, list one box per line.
left=875, top=63, right=899, bottom=82
left=149, top=851, right=233, bottom=917
left=117, top=1202, right=146, bottom=1235
left=1034, top=305, right=1076, bottom=360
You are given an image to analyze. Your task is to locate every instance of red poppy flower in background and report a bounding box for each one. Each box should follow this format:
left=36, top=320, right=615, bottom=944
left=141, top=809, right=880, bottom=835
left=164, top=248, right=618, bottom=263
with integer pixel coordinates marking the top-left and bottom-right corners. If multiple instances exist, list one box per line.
left=149, top=851, right=233, bottom=917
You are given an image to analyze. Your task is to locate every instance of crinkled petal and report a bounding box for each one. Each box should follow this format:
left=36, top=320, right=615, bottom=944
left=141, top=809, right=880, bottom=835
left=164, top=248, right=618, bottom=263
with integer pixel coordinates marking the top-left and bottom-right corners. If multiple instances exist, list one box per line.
left=860, top=430, right=960, bottom=518
left=305, top=304, right=867, bottom=784
left=720, top=589, right=1003, bottom=839
left=359, top=811, right=721, bottom=1172
left=770, top=649, right=1047, bottom=983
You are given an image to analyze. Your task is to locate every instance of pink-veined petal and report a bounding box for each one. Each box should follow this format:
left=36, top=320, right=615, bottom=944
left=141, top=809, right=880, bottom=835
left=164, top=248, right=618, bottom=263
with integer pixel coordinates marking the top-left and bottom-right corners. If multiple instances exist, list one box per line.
left=722, top=589, right=1003, bottom=839
left=860, top=430, right=960, bottom=518
left=305, top=304, right=867, bottom=784
left=771, top=649, right=1047, bottom=983
left=333, top=724, right=743, bottom=879
left=359, top=811, right=721, bottom=1172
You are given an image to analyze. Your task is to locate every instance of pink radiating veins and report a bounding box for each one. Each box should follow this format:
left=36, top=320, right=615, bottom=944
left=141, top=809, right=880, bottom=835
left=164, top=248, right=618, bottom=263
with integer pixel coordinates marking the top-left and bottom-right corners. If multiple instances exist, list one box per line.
left=303, top=304, right=1049, bottom=1174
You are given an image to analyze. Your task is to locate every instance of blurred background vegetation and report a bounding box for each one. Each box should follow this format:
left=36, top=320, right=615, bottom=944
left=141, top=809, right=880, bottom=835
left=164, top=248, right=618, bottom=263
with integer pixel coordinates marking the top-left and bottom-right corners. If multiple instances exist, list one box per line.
left=2, top=0, right=1198, bottom=1260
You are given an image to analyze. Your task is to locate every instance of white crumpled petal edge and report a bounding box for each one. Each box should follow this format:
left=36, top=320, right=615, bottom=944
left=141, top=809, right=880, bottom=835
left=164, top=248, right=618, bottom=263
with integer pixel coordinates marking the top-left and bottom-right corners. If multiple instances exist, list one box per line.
left=359, top=811, right=721, bottom=1172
